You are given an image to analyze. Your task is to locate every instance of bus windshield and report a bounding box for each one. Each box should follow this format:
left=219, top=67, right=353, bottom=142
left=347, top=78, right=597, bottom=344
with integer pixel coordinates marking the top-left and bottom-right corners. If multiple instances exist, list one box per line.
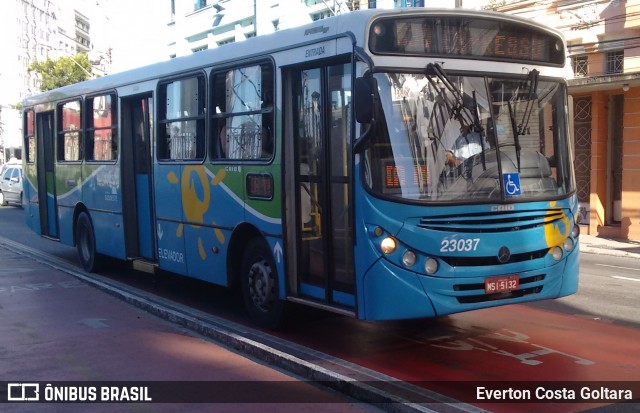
left=362, top=70, right=575, bottom=203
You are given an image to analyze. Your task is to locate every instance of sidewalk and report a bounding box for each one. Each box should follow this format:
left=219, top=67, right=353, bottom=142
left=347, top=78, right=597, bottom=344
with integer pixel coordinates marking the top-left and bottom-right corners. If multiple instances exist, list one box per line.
left=579, top=231, right=640, bottom=259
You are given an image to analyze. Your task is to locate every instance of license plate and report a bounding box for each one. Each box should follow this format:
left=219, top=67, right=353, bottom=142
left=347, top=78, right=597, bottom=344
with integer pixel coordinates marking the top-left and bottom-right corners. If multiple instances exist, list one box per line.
left=484, top=275, right=519, bottom=294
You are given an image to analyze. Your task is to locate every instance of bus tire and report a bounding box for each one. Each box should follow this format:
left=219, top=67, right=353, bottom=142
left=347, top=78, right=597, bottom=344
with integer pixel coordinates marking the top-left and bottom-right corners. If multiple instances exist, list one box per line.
left=76, top=212, right=102, bottom=273
left=240, top=238, right=285, bottom=329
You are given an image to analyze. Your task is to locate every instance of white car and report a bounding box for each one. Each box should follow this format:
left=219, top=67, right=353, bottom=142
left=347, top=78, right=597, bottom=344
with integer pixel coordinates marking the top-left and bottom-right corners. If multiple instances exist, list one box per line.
left=0, top=165, right=23, bottom=207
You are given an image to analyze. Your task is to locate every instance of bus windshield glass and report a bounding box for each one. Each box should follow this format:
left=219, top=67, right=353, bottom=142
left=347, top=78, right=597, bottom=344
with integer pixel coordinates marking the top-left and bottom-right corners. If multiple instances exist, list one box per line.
left=362, top=70, right=575, bottom=203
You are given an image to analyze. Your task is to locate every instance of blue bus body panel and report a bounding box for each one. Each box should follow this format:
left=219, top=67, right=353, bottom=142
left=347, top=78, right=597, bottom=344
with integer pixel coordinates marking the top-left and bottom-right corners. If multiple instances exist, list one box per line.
left=156, top=219, right=187, bottom=274
left=154, top=164, right=187, bottom=273
left=362, top=259, right=437, bottom=320
left=155, top=164, right=251, bottom=282
left=417, top=250, right=578, bottom=317
left=23, top=173, right=41, bottom=235
left=81, top=165, right=126, bottom=259
left=151, top=162, right=285, bottom=289
left=558, top=247, right=580, bottom=296
left=360, top=249, right=578, bottom=320
left=183, top=224, right=229, bottom=285
left=57, top=205, right=75, bottom=245
left=91, top=210, right=126, bottom=259
left=54, top=164, right=82, bottom=245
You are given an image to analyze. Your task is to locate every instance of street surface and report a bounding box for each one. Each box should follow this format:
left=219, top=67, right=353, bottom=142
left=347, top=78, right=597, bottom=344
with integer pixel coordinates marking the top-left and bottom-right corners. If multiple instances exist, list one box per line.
left=0, top=205, right=639, bottom=412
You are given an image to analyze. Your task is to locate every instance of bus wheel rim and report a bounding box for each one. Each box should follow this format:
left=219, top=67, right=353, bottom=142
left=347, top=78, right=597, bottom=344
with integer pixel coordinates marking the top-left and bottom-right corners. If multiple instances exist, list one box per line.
left=248, top=259, right=274, bottom=312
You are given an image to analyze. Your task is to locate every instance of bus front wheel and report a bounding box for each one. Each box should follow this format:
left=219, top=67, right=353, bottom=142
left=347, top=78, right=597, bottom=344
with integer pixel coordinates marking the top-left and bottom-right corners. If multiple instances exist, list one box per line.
left=76, top=212, right=101, bottom=272
left=240, top=238, right=285, bottom=329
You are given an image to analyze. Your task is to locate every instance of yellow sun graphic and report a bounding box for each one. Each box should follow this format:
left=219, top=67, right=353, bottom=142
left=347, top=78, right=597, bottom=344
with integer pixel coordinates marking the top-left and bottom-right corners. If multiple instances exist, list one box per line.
left=544, top=201, right=570, bottom=247
left=167, top=166, right=226, bottom=260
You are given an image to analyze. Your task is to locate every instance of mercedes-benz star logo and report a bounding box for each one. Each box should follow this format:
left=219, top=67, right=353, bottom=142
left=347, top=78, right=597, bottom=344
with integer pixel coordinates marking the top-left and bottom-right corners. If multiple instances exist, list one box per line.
left=497, top=246, right=511, bottom=263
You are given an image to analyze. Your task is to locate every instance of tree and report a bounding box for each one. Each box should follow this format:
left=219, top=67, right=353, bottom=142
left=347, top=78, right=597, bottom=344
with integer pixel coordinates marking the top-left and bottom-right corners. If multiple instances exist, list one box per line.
left=28, top=53, right=92, bottom=91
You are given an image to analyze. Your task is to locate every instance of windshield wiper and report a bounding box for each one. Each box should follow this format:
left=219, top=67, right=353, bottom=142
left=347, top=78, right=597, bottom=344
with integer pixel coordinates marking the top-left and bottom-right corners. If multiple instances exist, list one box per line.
left=507, top=100, right=522, bottom=171
left=506, top=69, right=540, bottom=172
left=519, top=69, right=539, bottom=136
left=426, top=63, right=488, bottom=174
left=425, top=63, right=475, bottom=130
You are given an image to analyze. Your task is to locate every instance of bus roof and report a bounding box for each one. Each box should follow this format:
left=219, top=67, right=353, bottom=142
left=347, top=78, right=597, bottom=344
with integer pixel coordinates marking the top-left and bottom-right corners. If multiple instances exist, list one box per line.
left=23, top=8, right=565, bottom=108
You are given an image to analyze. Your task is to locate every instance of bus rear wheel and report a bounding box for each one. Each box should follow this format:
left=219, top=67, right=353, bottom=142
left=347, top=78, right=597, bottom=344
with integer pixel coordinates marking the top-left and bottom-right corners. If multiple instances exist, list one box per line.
left=240, top=238, right=285, bottom=329
left=76, top=212, right=101, bottom=272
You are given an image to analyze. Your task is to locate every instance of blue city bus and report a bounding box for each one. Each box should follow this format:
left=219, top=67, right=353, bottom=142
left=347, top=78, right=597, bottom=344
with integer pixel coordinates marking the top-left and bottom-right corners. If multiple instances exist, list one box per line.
left=22, top=9, right=579, bottom=328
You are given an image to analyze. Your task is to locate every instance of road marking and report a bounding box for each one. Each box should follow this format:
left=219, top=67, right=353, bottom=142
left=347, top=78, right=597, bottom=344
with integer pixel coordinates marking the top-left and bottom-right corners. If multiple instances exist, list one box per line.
left=428, top=329, right=594, bottom=366
left=79, top=318, right=109, bottom=329
left=0, top=268, right=39, bottom=274
left=596, top=263, right=640, bottom=272
left=611, top=275, right=640, bottom=282
left=0, top=281, right=86, bottom=294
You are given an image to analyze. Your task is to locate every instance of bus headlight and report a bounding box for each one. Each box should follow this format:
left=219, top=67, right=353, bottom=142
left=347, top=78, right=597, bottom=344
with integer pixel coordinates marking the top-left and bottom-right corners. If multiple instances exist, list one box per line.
left=402, top=250, right=416, bottom=267
left=571, top=223, right=580, bottom=238
left=380, top=237, right=397, bottom=255
left=551, top=246, right=563, bottom=261
left=425, top=258, right=438, bottom=274
left=563, top=237, right=574, bottom=252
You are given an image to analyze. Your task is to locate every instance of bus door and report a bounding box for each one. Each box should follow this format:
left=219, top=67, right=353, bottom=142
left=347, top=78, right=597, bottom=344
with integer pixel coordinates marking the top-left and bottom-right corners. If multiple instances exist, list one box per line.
left=35, top=111, right=58, bottom=238
left=121, top=94, right=156, bottom=261
left=285, top=62, right=355, bottom=310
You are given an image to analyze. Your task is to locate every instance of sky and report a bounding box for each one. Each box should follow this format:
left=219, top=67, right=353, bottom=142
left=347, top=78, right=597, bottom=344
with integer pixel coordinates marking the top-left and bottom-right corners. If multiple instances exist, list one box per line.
left=100, top=0, right=168, bottom=73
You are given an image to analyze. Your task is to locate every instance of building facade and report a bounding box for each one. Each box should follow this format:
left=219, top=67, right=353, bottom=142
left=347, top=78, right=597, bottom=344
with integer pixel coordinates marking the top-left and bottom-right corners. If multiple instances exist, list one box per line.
left=493, top=0, right=640, bottom=241
left=166, top=0, right=461, bottom=57
left=0, top=0, right=111, bottom=161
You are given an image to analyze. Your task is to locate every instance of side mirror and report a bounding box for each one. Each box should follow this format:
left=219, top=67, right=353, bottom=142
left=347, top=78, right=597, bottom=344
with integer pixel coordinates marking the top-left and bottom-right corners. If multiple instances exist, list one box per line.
left=354, top=76, right=377, bottom=124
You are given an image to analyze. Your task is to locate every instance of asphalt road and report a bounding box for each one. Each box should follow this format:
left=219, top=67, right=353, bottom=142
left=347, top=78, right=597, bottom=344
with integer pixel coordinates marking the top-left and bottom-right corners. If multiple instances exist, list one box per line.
left=527, top=251, right=640, bottom=328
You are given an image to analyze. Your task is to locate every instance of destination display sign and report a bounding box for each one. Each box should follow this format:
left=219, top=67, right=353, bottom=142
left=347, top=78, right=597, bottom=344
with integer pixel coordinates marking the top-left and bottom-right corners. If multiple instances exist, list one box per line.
left=369, top=15, right=565, bottom=66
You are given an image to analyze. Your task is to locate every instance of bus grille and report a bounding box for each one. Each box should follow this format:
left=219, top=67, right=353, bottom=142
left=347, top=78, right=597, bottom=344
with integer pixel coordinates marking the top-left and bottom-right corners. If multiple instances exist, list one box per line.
left=441, top=248, right=549, bottom=267
left=417, top=208, right=565, bottom=233
left=453, top=274, right=545, bottom=304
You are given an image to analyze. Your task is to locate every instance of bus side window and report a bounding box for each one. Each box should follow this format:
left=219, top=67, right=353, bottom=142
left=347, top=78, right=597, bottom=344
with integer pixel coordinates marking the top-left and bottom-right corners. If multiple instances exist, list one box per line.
left=58, top=100, right=83, bottom=162
left=218, top=123, right=228, bottom=158
left=158, top=75, right=206, bottom=161
left=211, top=62, right=274, bottom=161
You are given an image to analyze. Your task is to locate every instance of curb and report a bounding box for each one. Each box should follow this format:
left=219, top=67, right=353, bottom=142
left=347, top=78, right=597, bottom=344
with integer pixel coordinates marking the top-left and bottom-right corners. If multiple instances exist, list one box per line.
left=580, top=245, right=640, bottom=260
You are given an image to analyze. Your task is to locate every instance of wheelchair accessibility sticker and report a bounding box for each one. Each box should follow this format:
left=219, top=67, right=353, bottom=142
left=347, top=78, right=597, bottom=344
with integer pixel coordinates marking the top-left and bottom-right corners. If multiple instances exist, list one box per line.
left=503, top=173, right=522, bottom=196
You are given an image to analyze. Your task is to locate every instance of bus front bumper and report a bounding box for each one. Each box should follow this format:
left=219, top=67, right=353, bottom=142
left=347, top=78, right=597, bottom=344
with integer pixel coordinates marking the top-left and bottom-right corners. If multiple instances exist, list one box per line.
left=360, top=247, right=579, bottom=320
